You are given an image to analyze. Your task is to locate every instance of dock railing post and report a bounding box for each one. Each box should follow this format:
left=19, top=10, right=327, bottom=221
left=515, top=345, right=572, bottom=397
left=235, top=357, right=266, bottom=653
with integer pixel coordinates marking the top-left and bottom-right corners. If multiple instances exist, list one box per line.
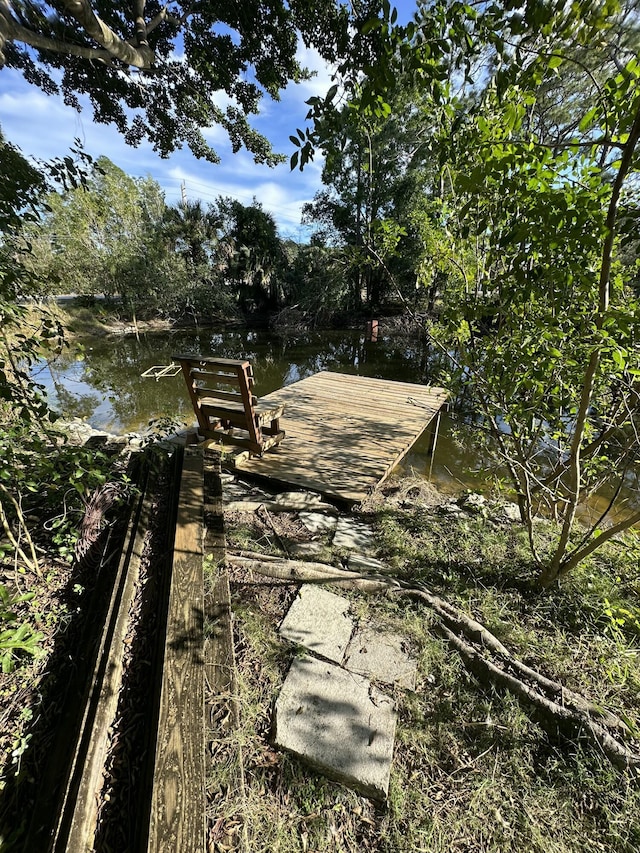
left=427, top=406, right=445, bottom=481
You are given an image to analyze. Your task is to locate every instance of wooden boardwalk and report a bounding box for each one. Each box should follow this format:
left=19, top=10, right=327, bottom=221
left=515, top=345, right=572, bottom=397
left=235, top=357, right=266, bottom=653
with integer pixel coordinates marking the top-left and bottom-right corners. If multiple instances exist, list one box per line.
left=233, top=371, right=449, bottom=504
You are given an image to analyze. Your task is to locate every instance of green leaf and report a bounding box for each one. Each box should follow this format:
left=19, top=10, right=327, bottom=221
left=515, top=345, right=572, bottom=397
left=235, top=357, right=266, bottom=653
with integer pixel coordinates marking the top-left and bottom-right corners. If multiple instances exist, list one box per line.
left=612, top=349, right=626, bottom=370
left=361, top=17, right=381, bottom=35
left=578, top=107, right=598, bottom=133
left=325, top=84, right=339, bottom=103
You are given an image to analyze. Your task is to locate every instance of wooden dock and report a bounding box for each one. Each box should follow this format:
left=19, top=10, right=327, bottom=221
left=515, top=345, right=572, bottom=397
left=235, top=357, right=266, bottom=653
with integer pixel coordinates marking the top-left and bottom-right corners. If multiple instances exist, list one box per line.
left=233, top=371, right=449, bottom=504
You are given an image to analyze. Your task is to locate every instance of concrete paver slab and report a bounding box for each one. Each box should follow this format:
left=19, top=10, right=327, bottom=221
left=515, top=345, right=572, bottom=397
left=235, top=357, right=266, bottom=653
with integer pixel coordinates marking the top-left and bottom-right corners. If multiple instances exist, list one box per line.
left=298, top=511, right=338, bottom=536
left=344, top=628, right=417, bottom=690
left=275, top=491, right=338, bottom=513
left=333, top=517, right=377, bottom=552
left=279, top=585, right=353, bottom=663
left=273, top=656, right=396, bottom=800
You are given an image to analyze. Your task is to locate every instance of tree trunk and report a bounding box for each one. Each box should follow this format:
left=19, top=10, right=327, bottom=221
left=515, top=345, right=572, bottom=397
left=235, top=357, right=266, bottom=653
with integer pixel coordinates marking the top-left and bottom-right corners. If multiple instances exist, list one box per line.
left=545, top=101, right=640, bottom=584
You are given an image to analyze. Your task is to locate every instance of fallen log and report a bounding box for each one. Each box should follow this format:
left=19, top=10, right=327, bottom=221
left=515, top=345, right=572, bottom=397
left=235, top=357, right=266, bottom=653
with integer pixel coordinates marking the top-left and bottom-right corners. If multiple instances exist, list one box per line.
left=224, top=499, right=339, bottom=516
left=227, top=550, right=640, bottom=776
left=229, top=552, right=388, bottom=593
left=393, top=588, right=631, bottom=736
left=435, top=621, right=640, bottom=774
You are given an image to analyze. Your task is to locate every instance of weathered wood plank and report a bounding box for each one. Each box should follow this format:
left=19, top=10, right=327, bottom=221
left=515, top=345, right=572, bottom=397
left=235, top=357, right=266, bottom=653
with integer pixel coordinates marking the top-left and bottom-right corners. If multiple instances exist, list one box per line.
left=69, top=486, right=149, bottom=849
left=256, top=388, right=437, bottom=412
left=236, top=372, right=449, bottom=503
left=275, top=370, right=444, bottom=399
left=251, top=394, right=442, bottom=425
left=47, top=484, right=146, bottom=853
left=203, top=448, right=225, bottom=564
left=194, top=385, right=245, bottom=403
left=148, top=448, right=205, bottom=853
left=202, top=451, right=249, bottom=852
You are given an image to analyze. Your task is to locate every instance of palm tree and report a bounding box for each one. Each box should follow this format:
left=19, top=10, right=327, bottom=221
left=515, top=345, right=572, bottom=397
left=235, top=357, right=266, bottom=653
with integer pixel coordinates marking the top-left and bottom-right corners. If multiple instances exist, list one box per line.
left=163, top=200, right=220, bottom=268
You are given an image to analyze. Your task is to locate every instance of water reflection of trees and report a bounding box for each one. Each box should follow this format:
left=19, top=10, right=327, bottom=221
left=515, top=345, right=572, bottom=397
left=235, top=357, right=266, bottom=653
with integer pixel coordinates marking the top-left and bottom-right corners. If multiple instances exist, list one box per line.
left=35, top=360, right=102, bottom=421
left=42, top=327, right=446, bottom=432
left=42, top=328, right=638, bottom=516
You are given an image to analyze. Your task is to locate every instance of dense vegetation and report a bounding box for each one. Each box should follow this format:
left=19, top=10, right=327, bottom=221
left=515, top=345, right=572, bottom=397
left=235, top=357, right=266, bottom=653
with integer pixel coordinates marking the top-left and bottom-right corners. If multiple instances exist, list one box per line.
left=1, top=1, right=639, bottom=848
left=10, top=152, right=434, bottom=325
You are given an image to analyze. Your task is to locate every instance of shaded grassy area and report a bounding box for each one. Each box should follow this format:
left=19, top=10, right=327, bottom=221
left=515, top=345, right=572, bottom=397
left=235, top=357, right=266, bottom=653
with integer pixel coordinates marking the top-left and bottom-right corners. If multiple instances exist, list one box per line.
left=31, top=300, right=171, bottom=338
left=208, top=489, right=640, bottom=852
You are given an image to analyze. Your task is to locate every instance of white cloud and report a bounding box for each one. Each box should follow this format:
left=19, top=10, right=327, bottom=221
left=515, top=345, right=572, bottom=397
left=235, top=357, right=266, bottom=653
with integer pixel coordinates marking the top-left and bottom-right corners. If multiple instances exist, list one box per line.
left=200, top=121, right=229, bottom=146
left=292, top=45, right=336, bottom=99
left=0, top=61, right=324, bottom=238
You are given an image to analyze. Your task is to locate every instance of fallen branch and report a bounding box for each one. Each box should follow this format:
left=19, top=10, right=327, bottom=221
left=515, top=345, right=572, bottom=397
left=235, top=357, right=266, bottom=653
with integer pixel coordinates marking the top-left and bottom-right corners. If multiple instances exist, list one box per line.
left=256, top=506, right=290, bottom=558
left=393, top=587, right=630, bottom=736
left=0, top=484, right=41, bottom=576
left=229, top=552, right=388, bottom=593
left=227, top=550, right=640, bottom=775
left=225, top=499, right=339, bottom=516
left=436, top=621, right=640, bottom=773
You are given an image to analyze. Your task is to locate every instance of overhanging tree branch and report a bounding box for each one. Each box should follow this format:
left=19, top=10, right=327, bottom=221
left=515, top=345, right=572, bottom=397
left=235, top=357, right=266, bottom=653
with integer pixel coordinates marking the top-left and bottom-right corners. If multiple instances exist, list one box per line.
left=0, top=2, right=113, bottom=65
left=0, top=0, right=157, bottom=68
left=60, top=0, right=155, bottom=67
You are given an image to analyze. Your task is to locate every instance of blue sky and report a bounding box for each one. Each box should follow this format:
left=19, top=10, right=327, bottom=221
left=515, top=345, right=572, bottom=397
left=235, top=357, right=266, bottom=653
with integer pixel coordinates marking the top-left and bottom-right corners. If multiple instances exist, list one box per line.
left=0, top=45, right=333, bottom=240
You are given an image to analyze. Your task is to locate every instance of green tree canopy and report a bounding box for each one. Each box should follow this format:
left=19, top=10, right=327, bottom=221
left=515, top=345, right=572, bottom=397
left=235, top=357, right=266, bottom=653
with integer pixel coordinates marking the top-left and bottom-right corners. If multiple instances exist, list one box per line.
left=215, top=197, right=284, bottom=312
left=0, top=126, right=44, bottom=236
left=0, top=0, right=352, bottom=164
left=298, top=0, right=640, bottom=584
left=20, top=156, right=178, bottom=315
left=302, top=77, right=450, bottom=312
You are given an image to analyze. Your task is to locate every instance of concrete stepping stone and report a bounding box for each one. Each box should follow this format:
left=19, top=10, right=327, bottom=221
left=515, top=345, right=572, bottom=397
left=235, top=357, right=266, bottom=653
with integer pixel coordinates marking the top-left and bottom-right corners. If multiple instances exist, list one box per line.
left=333, top=517, right=377, bottom=552
left=344, top=627, right=417, bottom=690
left=274, top=491, right=339, bottom=514
left=273, top=656, right=396, bottom=801
left=298, top=511, right=338, bottom=536
left=279, top=585, right=353, bottom=663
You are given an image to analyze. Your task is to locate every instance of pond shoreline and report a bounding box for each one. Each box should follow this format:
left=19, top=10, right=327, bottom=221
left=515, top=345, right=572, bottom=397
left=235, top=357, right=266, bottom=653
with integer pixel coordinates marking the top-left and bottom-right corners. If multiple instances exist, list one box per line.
left=41, top=298, right=428, bottom=342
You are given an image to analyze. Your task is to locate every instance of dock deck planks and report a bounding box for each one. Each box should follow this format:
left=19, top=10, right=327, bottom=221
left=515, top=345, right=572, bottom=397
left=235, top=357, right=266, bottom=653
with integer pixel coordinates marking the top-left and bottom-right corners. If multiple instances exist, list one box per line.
left=233, top=371, right=449, bottom=504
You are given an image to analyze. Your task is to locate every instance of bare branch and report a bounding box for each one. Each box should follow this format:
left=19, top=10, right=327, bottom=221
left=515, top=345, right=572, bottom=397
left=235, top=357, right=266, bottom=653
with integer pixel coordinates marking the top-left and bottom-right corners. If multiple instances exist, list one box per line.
left=0, top=7, right=113, bottom=65
left=133, top=0, right=148, bottom=47
left=146, top=5, right=181, bottom=36
left=0, top=484, right=41, bottom=576
left=60, top=0, right=155, bottom=67
left=1, top=0, right=158, bottom=67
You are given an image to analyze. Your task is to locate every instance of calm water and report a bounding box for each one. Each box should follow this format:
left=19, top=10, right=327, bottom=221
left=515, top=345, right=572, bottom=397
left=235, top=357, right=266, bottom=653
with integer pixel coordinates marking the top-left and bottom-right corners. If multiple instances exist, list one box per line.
left=33, top=326, right=477, bottom=492
left=33, top=326, right=638, bottom=516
